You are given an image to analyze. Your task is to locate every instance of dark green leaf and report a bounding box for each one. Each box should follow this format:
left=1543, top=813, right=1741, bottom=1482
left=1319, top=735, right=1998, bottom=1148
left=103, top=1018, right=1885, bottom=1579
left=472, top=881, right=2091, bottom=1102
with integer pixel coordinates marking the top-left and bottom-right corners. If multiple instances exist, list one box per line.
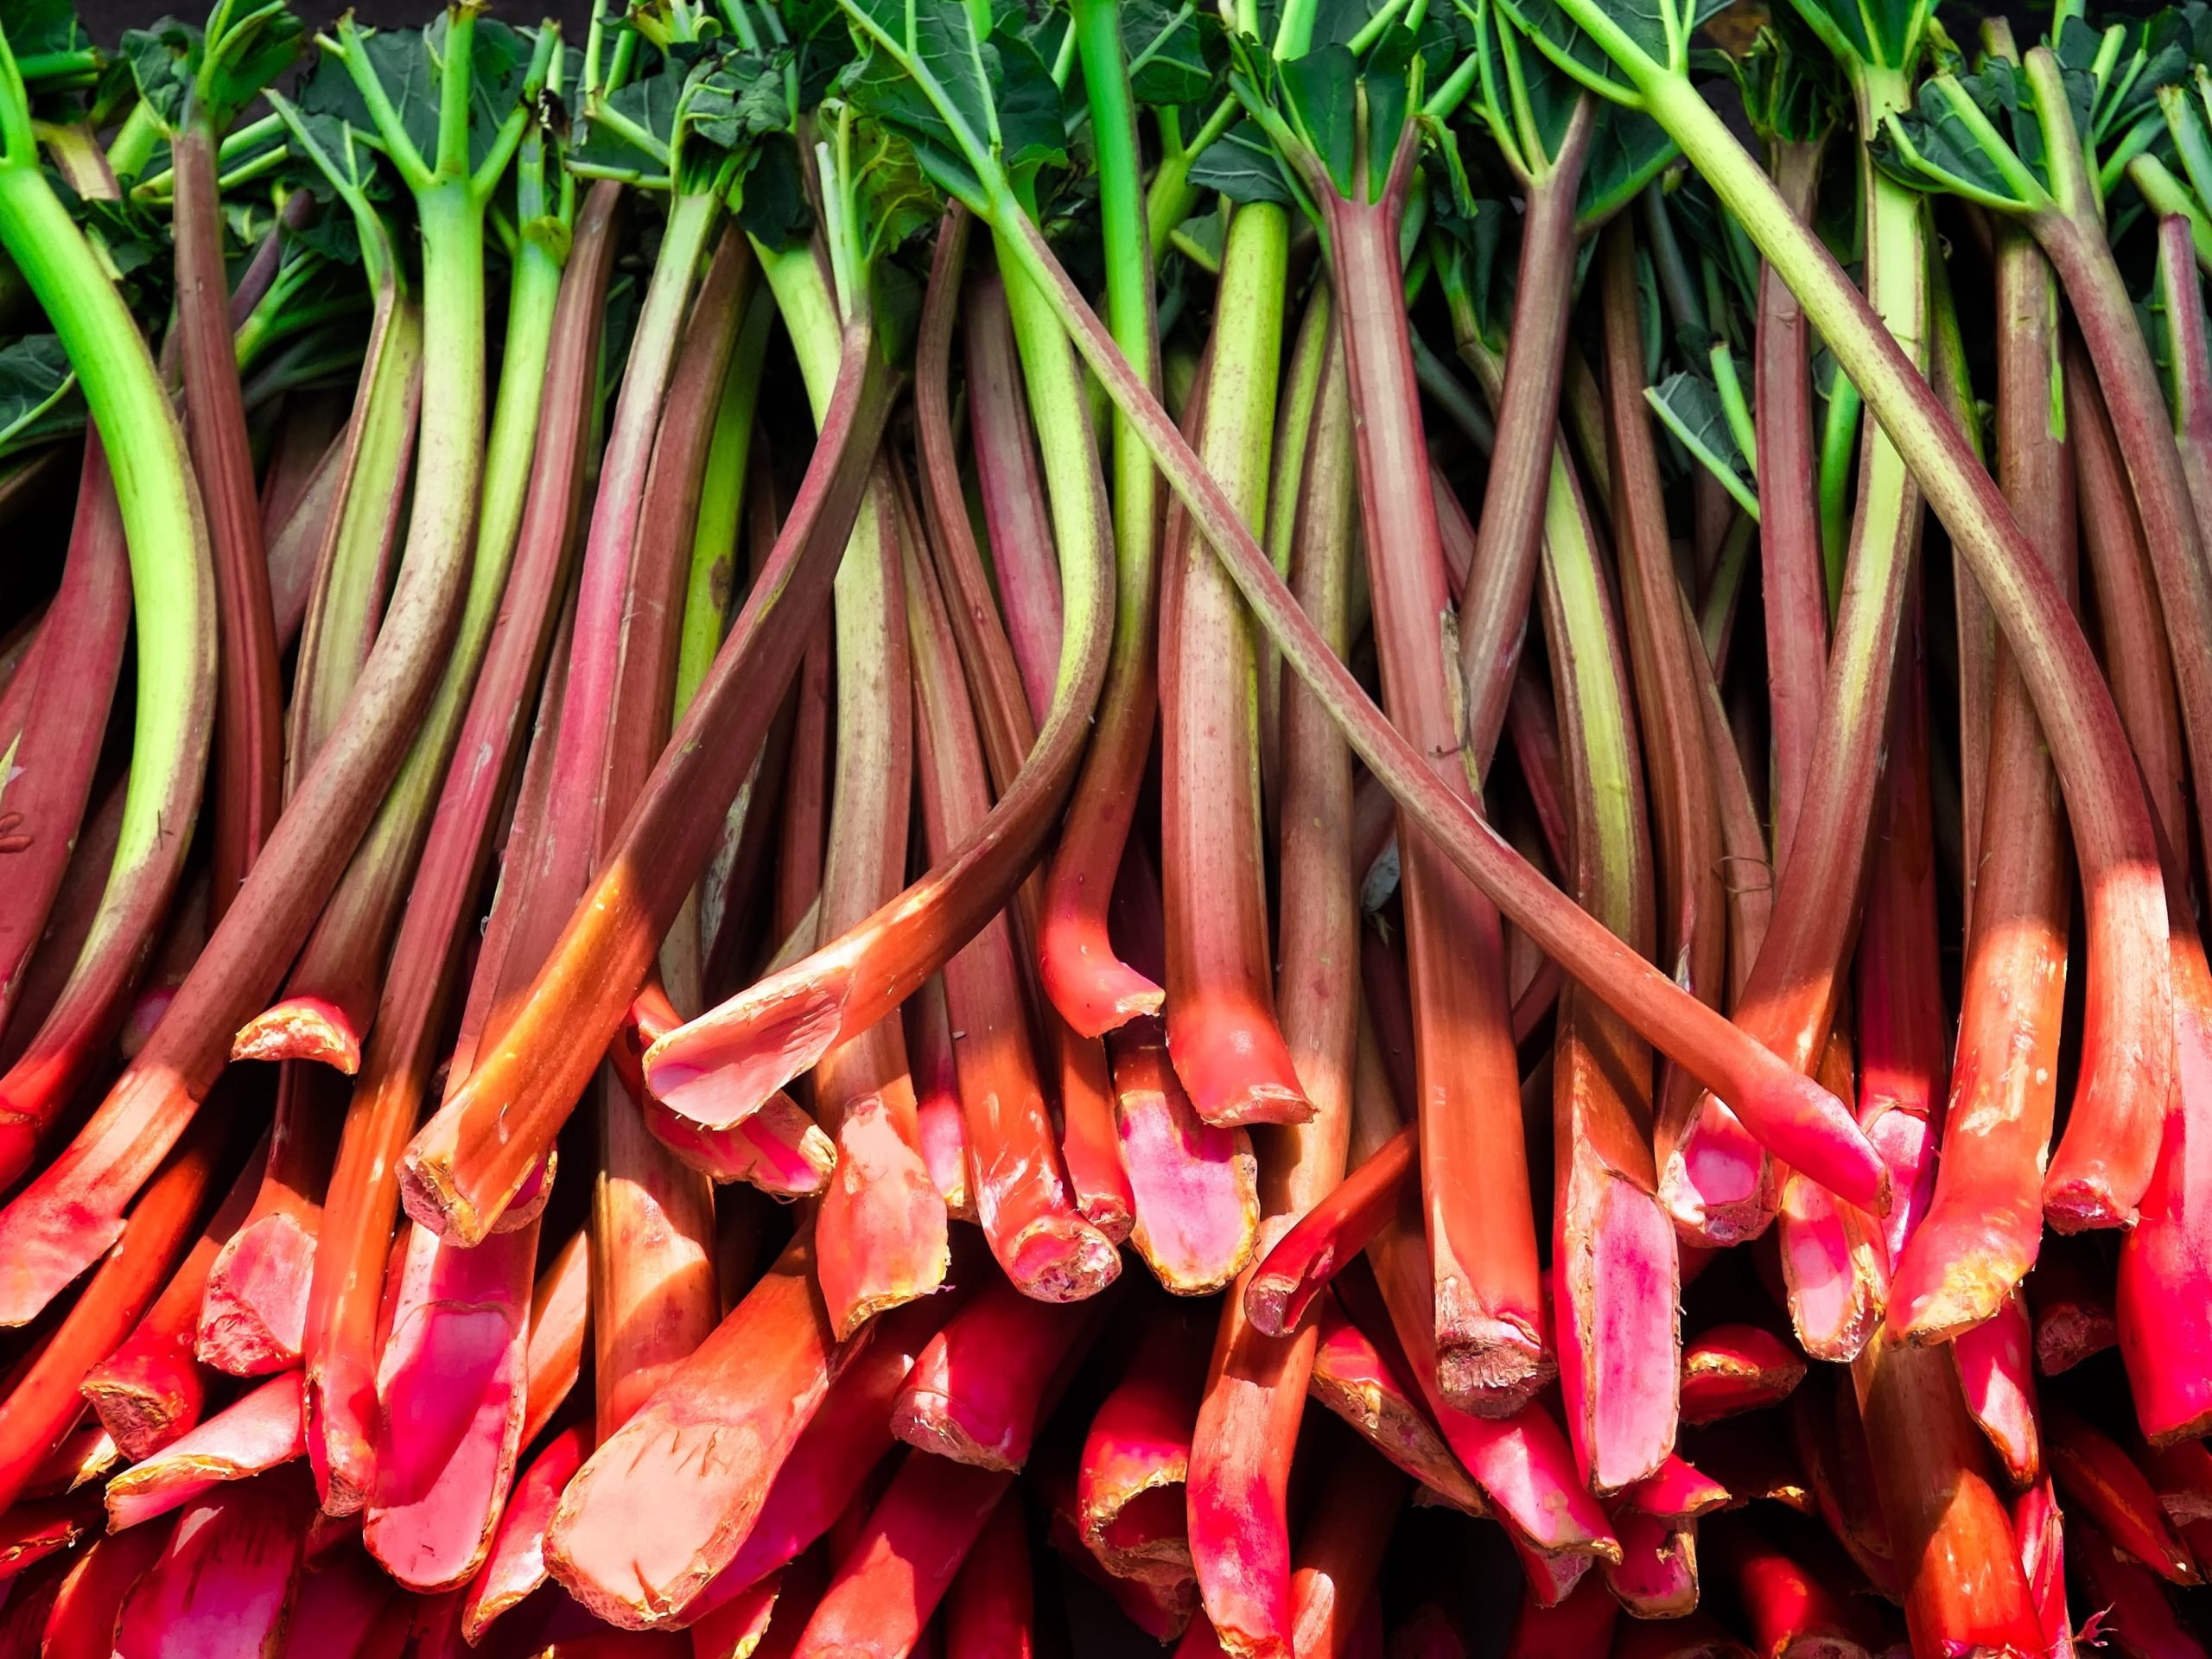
left=0, top=335, right=81, bottom=457
left=0, top=0, right=91, bottom=60
left=1186, top=115, right=1293, bottom=201
left=733, top=130, right=810, bottom=246
left=121, top=20, right=196, bottom=128
left=1278, top=41, right=1357, bottom=197
left=1120, top=0, right=1218, bottom=106
left=1645, top=366, right=1758, bottom=514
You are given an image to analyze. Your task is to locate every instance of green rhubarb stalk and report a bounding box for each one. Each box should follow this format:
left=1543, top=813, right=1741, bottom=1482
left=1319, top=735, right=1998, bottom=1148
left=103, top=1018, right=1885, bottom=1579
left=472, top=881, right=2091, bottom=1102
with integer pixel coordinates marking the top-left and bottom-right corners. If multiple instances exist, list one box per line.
left=0, top=19, right=217, bottom=1188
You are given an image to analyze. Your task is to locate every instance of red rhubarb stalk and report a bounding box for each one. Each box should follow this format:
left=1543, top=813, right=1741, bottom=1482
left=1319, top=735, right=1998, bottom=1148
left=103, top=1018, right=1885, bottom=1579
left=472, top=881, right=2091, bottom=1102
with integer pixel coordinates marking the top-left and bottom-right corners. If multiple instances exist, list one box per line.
left=1678, top=1325, right=1804, bottom=1426
left=947, top=1495, right=1033, bottom=1659
left=1244, top=1127, right=1412, bottom=1339
left=79, top=1118, right=267, bottom=1459
left=399, top=258, right=899, bottom=1242
left=543, top=1228, right=862, bottom=1628
left=1185, top=276, right=1359, bottom=1659
left=1886, top=225, right=2074, bottom=1340
left=105, top=1370, right=305, bottom=1533
left=0, top=1112, right=227, bottom=1521
left=1077, top=1306, right=1206, bottom=1585
left=1281, top=1444, right=1407, bottom=1659
left=674, top=1288, right=969, bottom=1630
left=521, top=1226, right=590, bottom=1450
left=2045, top=1408, right=2199, bottom=1585
left=786, top=1452, right=1012, bottom=1659
left=0, top=442, right=127, bottom=1035
left=2028, top=1235, right=2117, bottom=1375
left=41, top=1525, right=168, bottom=1659
left=898, top=460, right=1116, bottom=1297
left=1306, top=1282, right=1484, bottom=1516
left=0, top=22, right=555, bottom=1320
left=905, top=980, right=971, bottom=1218
left=1109, top=1008, right=1260, bottom=1296
left=115, top=1471, right=311, bottom=1657
left=1954, top=1290, right=2040, bottom=1489
left=362, top=1217, right=537, bottom=1592
left=889, top=1277, right=1099, bottom=1470
left=1328, top=137, right=1546, bottom=1413
left=460, top=1423, right=590, bottom=1644
left=306, top=181, right=619, bottom=1516
left=197, top=1065, right=344, bottom=1376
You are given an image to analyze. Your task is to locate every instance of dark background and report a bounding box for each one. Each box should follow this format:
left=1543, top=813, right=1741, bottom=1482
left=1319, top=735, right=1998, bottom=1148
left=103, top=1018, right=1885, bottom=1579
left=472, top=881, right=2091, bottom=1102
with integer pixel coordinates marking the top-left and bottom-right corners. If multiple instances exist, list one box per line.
left=74, top=0, right=599, bottom=37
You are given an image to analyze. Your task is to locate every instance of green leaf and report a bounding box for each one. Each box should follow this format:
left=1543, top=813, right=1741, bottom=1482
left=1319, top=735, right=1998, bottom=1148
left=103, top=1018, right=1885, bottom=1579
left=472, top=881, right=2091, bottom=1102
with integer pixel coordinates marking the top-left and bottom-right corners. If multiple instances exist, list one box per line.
left=121, top=20, right=197, bottom=129
left=1645, top=366, right=1759, bottom=517
left=1121, top=0, right=1220, bottom=106
left=302, top=16, right=537, bottom=177
left=732, top=131, right=810, bottom=246
left=1575, top=104, right=1675, bottom=229
left=1876, top=66, right=2048, bottom=211
left=0, top=335, right=82, bottom=458
left=1280, top=41, right=1358, bottom=198
left=1186, top=115, right=1294, bottom=201
left=989, top=24, right=1070, bottom=175
left=1780, top=0, right=1925, bottom=75
left=1498, top=0, right=1687, bottom=103
left=0, top=0, right=91, bottom=59
left=571, top=60, right=681, bottom=175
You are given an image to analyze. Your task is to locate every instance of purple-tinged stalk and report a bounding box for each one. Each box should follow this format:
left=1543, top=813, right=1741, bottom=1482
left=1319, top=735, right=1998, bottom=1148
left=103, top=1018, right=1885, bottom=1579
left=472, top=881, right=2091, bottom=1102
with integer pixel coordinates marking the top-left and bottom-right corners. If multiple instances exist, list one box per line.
left=1752, top=131, right=1832, bottom=871
left=0, top=442, right=127, bottom=1035
left=0, top=16, right=555, bottom=1324
left=1885, top=222, right=2075, bottom=1344
left=166, top=35, right=288, bottom=917
left=0, top=30, right=217, bottom=1192
left=631, top=219, right=1114, bottom=1217
left=1039, top=0, right=1164, bottom=1039
left=302, top=180, right=619, bottom=1516
left=1320, top=119, right=1545, bottom=1414
left=900, top=454, right=1116, bottom=1298
left=965, top=265, right=1065, bottom=715
left=1594, top=224, right=1759, bottom=1246
left=1153, top=201, right=1310, bottom=1131
left=397, top=207, right=902, bottom=1243
left=843, top=15, right=1872, bottom=1191
left=1109, top=1015, right=1262, bottom=1295
left=1456, top=84, right=1596, bottom=772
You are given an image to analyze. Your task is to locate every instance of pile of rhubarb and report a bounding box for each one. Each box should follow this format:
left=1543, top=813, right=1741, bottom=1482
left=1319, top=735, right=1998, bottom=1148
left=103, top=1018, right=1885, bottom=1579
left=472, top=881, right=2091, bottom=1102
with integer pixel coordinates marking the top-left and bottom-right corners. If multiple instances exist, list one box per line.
left=6, top=0, right=2212, bottom=1650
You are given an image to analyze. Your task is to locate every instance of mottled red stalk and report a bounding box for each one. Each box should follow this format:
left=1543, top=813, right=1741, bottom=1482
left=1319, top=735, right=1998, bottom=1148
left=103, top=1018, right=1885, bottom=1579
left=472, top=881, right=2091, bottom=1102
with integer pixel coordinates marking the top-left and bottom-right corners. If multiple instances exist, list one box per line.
left=890, top=1277, right=1098, bottom=1470
left=363, top=1216, right=537, bottom=1591
left=1675, top=1325, right=1800, bottom=1426
left=1244, top=1128, right=1412, bottom=1339
left=0, top=441, right=128, bottom=1037
left=786, top=1452, right=1010, bottom=1659
left=675, top=1289, right=968, bottom=1630
left=461, top=1422, right=589, bottom=1645
left=1305, top=1286, right=1482, bottom=1514
left=0, top=777, right=123, bottom=1075
left=1887, top=231, right=2074, bottom=1342
left=80, top=1121, right=267, bottom=1459
left=2028, top=1236, right=2117, bottom=1374
left=1077, top=1306, right=1205, bottom=1583
left=402, top=314, right=897, bottom=1243
left=2012, top=1475, right=2074, bottom=1659
left=544, top=1229, right=859, bottom=1628
left=1108, top=1017, right=1260, bottom=1295
left=947, top=1496, right=1033, bottom=1659
left=105, top=1370, right=305, bottom=1531
left=116, top=1471, right=312, bottom=1658
left=2045, top=1408, right=2198, bottom=1584
left=0, top=1112, right=227, bottom=1521
left=1953, top=1290, right=2039, bottom=1487
left=41, top=1524, right=169, bottom=1659
left=198, top=1065, right=344, bottom=1376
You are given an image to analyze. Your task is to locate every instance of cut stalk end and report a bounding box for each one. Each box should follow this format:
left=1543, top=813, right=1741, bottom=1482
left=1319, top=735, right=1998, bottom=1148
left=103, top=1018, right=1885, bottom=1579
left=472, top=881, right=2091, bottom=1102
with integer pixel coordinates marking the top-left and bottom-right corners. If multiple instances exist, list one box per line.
left=645, top=973, right=853, bottom=1131
left=229, top=997, right=364, bottom=1073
